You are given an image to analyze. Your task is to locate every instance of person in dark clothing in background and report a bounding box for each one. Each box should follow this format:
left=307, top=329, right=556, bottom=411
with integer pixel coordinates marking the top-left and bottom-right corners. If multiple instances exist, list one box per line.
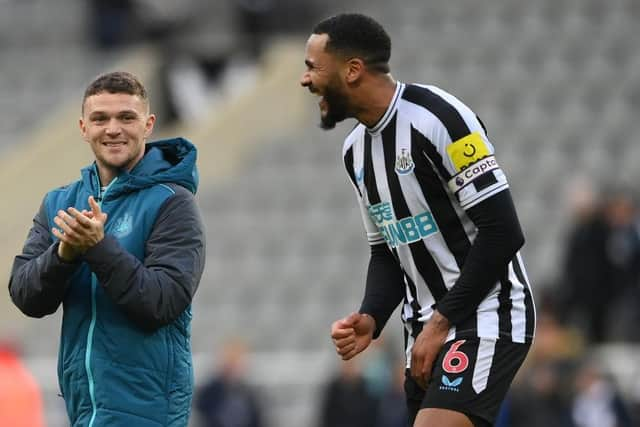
left=318, top=359, right=378, bottom=427
left=560, top=182, right=640, bottom=343
left=195, top=340, right=265, bottom=427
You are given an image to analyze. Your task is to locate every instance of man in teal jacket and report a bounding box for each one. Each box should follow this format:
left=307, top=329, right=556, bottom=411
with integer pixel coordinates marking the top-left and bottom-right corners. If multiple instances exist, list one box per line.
left=9, top=71, right=206, bottom=427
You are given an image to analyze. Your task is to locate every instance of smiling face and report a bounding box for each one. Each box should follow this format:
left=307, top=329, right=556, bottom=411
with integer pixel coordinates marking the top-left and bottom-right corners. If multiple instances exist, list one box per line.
left=80, top=91, right=155, bottom=184
left=300, top=33, right=352, bottom=130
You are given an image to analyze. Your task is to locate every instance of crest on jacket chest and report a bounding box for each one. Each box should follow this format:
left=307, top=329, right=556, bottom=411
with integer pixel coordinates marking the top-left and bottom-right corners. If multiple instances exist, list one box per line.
left=111, top=212, right=133, bottom=238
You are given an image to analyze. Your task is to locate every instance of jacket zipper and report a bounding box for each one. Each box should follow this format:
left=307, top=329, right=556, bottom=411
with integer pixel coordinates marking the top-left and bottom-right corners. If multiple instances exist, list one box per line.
left=85, top=175, right=117, bottom=427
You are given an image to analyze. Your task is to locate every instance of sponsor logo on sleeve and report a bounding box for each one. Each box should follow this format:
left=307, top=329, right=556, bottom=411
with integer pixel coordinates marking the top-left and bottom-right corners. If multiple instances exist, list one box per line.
left=447, top=155, right=499, bottom=193
left=446, top=132, right=491, bottom=172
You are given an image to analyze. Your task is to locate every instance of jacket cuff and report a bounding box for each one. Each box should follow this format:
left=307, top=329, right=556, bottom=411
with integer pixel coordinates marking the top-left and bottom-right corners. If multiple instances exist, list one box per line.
left=48, top=242, right=81, bottom=271
left=83, top=235, right=120, bottom=272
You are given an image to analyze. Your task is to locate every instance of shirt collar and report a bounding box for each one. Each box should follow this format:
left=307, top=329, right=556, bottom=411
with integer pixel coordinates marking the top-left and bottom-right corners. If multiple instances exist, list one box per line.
left=366, top=81, right=405, bottom=135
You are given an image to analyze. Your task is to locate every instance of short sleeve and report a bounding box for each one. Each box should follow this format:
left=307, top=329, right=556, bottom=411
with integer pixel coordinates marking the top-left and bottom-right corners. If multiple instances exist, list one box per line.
left=356, top=192, right=386, bottom=246
left=406, top=84, right=510, bottom=211
left=344, top=133, right=386, bottom=247
left=444, top=131, right=509, bottom=209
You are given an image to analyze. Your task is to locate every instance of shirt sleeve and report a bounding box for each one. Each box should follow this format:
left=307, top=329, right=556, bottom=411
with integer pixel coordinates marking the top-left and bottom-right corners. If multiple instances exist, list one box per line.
left=9, top=198, right=80, bottom=317
left=435, top=189, right=525, bottom=325
left=356, top=195, right=386, bottom=246
left=406, top=87, right=524, bottom=325
left=359, top=243, right=405, bottom=339
left=344, top=141, right=386, bottom=246
left=344, top=138, right=403, bottom=336
left=444, top=131, right=509, bottom=210
left=83, top=185, right=206, bottom=332
left=409, top=89, right=509, bottom=210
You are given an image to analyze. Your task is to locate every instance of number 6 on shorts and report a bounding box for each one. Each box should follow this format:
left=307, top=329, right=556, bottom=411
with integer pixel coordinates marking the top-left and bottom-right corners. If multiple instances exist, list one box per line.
left=442, top=340, right=469, bottom=374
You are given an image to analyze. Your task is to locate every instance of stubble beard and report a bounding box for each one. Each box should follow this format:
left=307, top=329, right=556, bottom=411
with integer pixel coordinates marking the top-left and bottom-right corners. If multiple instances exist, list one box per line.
left=96, top=145, right=144, bottom=177
left=319, top=82, right=350, bottom=130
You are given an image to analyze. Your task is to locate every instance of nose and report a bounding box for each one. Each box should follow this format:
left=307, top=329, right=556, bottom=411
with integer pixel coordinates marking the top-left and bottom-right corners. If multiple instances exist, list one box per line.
left=105, top=119, right=121, bottom=136
left=300, top=71, right=311, bottom=87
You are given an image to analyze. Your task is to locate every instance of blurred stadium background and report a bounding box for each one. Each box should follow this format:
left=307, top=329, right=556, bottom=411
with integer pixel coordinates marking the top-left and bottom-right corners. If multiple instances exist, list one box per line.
left=1, top=0, right=640, bottom=426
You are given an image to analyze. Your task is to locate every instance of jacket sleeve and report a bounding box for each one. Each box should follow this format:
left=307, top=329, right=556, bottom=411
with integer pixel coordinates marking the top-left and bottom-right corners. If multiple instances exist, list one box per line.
left=9, top=199, right=80, bottom=317
left=83, top=186, right=206, bottom=332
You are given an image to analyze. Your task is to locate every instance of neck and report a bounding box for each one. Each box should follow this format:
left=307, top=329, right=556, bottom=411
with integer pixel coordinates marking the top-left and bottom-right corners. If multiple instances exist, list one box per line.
left=353, top=74, right=397, bottom=128
left=95, top=150, right=144, bottom=186
left=97, top=167, right=118, bottom=188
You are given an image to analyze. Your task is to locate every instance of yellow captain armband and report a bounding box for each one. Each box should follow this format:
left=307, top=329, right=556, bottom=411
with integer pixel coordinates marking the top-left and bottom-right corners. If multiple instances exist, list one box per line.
left=446, top=132, right=491, bottom=172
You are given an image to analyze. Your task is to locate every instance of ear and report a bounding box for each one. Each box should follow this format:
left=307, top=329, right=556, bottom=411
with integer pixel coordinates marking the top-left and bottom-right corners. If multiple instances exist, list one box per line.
left=345, top=58, right=365, bottom=84
left=79, top=117, right=88, bottom=141
left=144, top=114, right=156, bottom=139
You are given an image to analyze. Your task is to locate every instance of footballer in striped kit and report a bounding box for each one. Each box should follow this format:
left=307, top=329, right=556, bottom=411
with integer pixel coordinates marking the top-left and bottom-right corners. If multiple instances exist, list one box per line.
left=301, top=13, right=535, bottom=427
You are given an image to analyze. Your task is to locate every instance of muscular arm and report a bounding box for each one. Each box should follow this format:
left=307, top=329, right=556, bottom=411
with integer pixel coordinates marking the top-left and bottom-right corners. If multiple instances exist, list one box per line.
left=435, top=189, right=524, bottom=325
left=83, top=186, right=206, bottom=332
left=9, top=200, right=80, bottom=317
left=359, top=243, right=405, bottom=338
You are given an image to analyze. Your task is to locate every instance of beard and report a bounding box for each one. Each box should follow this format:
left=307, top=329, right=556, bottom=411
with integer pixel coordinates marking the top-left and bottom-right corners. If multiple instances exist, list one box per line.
left=319, top=80, right=350, bottom=130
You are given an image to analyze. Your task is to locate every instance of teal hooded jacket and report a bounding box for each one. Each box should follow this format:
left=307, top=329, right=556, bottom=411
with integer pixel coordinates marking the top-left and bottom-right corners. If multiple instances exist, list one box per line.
left=9, top=138, right=206, bottom=426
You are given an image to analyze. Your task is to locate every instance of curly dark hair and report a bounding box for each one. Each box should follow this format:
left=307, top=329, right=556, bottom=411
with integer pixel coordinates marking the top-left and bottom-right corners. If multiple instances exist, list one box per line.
left=82, top=71, right=148, bottom=112
left=312, top=13, right=391, bottom=74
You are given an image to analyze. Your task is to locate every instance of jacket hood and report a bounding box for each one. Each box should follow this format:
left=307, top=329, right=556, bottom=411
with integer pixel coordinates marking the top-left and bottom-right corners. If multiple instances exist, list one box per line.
left=81, top=137, right=199, bottom=200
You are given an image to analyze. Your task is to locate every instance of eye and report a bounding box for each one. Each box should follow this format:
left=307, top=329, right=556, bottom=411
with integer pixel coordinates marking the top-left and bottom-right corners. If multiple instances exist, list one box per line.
left=304, top=60, right=315, bottom=72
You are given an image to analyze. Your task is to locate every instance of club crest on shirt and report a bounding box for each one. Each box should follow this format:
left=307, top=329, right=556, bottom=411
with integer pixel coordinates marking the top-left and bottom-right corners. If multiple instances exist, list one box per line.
left=395, top=148, right=415, bottom=175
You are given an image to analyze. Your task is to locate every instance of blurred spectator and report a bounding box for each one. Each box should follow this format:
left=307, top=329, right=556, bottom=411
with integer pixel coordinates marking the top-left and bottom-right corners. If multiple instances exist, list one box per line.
left=86, top=0, right=332, bottom=124
left=559, top=178, right=610, bottom=342
left=506, top=361, right=575, bottom=427
left=318, top=358, right=378, bottom=427
left=560, top=180, right=640, bottom=343
left=571, top=361, right=633, bottom=427
left=88, top=0, right=136, bottom=49
left=195, top=340, right=265, bottom=427
left=232, top=0, right=327, bottom=59
left=374, top=360, right=408, bottom=427
left=361, top=336, right=393, bottom=399
left=232, top=0, right=277, bottom=60
left=528, top=293, right=584, bottom=365
left=629, top=377, right=640, bottom=425
left=600, top=190, right=640, bottom=342
left=150, top=0, right=239, bottom=124
left=0, top=342, right=45, bottom=427
left=500, top=303, right=581, bottom=427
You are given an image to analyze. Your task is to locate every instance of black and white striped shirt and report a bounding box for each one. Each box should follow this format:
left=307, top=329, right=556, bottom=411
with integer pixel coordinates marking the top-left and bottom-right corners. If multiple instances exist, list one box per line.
left=343, top=82, right=535, bottom=352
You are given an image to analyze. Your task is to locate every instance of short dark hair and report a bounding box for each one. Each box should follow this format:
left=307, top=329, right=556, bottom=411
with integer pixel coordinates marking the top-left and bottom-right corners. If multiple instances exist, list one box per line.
left=312, top=13, right=391, bottom=74
left=82, top=71, right=148, bottom=112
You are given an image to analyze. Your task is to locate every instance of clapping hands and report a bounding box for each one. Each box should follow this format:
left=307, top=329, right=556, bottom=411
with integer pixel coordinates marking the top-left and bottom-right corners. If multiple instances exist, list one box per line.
left=53, top=196, right=108, bottom=262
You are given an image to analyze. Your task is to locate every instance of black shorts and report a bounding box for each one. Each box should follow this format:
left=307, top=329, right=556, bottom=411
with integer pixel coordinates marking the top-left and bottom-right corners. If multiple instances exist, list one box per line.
left=405, top=337, right=530, bottom=427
